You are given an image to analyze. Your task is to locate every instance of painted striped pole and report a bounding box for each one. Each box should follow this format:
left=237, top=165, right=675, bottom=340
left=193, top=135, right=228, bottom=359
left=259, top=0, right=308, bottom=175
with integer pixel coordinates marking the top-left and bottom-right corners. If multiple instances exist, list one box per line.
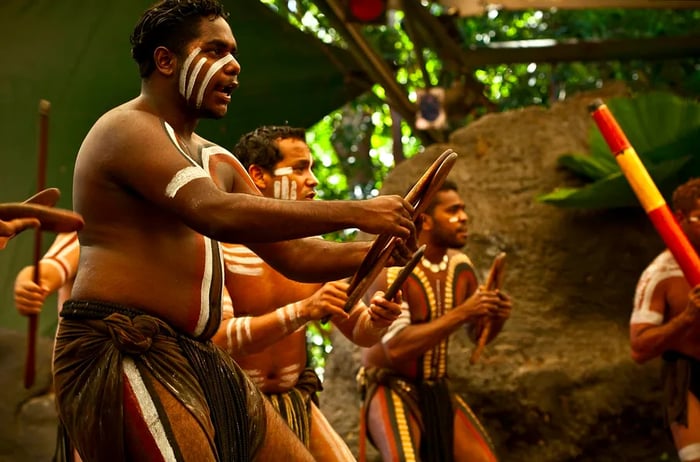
left=589, top=99, right=700, bottom=286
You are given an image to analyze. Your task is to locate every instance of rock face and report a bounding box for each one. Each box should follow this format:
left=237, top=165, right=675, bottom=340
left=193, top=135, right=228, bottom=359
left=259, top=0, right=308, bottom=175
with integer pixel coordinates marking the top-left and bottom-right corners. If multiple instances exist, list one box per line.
left=321, top=83, right=678, bottom=462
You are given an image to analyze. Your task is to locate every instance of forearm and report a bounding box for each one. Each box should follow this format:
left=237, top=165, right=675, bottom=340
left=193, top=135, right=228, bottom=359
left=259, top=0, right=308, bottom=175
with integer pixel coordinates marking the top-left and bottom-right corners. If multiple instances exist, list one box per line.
left=214, top=303, right=308, bottom=356
left=194, top=194, right=363, bottom=244
left=251, top=239, right=371, bottom=283
left=384, top=309, right=467, bottom=363
left=335, top=303, right=388, bottom=347
left=631, top=315, right=696, bottom=363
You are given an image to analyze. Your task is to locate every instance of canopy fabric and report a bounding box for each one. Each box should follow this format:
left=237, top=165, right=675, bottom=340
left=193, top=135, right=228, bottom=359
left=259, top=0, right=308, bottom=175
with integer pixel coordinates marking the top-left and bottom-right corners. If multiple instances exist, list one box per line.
left=0, top=0, right=366, bottom=333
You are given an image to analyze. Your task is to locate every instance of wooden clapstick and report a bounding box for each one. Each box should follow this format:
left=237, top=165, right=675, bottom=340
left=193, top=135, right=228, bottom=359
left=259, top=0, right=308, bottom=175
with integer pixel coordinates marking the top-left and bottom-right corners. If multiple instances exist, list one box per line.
left=344, top=150, right=458, bottom=313
left=384, top=245, right=426, bottom=301
left=346, top=150, right=455, bottom=297
left=469, top=252, right=506, bottom=365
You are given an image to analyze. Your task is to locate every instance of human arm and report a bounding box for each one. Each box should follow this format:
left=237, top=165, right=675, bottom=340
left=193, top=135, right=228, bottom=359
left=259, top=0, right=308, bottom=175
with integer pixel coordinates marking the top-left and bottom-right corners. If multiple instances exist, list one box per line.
left=630, top=282, right=700, bottom=363
left=382, top=287, right=502, bottom=363
left=14, top=232, right=79, bottom=316
left=86, top=111, right=415, bottom=244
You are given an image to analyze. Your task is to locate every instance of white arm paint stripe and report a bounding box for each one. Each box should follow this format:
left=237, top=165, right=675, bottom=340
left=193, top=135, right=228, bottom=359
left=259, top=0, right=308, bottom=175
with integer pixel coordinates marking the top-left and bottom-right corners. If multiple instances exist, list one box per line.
left=226, top=318, right=235, bottom=354
left=123, top=358, right=177, bottom=461
left=193, top=236, right=214, bottom=337
left=221, top=245, right=257, bottom=257
left=225, top=263, right=264, bottom=276
left=679, top=443, right=700, bottom=461
left=223, top=254, right=264, bottom=265
left=273, top=166, right=293, bottom=176
left=381, top=301, right=411, bottom=343
left=352, top=310, right=372, bottom=339
left=179, top=47, right=201, bottom=96
left=235, top=318, right=245, bottom=349
left=195, top=54, right=235, bottom=108
left=632, top=251, right=682, bottom=326
left=165, top=167, right=209, bottom=198
left=244, top=317, right=252, bottom=343
left=186, top=58, right=207, bottom=101
left=630, top=310, right=664, bottom=325
left=44, top=259, right=68, bottom=286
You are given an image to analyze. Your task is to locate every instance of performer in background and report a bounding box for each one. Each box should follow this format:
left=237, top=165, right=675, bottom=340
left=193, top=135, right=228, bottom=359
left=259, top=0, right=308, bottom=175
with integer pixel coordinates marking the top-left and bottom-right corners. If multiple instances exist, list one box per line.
left=357, top=180, right=511, bottom=462
left=213, top=125, right=403, bottom=461
left=630, top=178, right=700, bottom=462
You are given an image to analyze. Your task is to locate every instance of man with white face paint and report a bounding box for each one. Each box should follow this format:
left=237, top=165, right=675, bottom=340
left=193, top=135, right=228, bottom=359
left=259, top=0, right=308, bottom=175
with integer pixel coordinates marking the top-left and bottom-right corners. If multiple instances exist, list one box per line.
left=357, top=180, right=512, bottom=462
left=212, top=126, right=403, bottom=461
left=53, top=1, right=417, bottom=461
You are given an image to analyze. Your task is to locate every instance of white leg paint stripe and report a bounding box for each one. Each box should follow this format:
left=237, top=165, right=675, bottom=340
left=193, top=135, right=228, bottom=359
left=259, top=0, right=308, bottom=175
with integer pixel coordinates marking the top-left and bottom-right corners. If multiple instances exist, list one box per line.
left=679, top=443, right=700, bottom=461
left=179, top=47, right=201, bottom=97
left=123, top=358, right=177, bottom=461
left=195, top=54, right=235, bottom=108
left=165, top=167, right=208, bottom=198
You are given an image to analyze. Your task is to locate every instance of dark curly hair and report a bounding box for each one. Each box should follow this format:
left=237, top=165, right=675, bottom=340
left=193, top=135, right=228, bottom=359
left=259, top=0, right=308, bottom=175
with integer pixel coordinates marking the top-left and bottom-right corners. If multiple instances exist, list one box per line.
left=130, top=0, right=229, bottom=77
left=672, top=178, right=700, bottom=215
left=233, top=126, right=308, bottom=171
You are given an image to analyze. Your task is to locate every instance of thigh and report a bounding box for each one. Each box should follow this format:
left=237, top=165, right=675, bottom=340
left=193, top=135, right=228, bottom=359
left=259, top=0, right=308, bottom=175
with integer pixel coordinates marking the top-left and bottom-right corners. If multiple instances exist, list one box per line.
left=366, top=385, right=421, bottom=462
left=308, top=402, right=356, bottom=461
left=672, top=391, right=700, bottom=462
left=452, top=394, right=498, bottom=462
left=254, top=398, right=316, bottom=462
left=122, top=358, right=217, bottom=462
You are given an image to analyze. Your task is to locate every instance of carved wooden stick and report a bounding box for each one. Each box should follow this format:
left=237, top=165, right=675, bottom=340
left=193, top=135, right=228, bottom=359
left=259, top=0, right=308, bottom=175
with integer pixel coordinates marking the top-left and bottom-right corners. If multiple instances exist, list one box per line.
left=384, top=244, right=426, bottom=301
left=25, top=99, right=50, bottom=389
left=469, top=252, right=506, bottom=365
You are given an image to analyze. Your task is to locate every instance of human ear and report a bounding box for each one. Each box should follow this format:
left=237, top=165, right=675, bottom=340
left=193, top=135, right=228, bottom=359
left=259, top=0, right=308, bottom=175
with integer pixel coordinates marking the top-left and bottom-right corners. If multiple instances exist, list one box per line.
left=153, top=46, right=176, bottom=76
left=248, top=165, right=269, bottom=191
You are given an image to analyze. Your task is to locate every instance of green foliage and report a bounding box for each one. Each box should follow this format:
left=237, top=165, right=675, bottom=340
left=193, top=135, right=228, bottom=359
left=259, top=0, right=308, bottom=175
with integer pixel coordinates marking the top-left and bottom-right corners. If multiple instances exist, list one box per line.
left=537, top=91, right=700, bottom=208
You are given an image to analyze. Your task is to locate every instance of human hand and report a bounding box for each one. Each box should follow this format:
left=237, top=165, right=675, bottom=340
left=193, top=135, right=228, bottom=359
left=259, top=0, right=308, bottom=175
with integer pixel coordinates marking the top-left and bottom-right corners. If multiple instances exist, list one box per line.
left=459, top=287, right=502, bottom=323
left=365, top=290, right=403, bottom=328
left=302, top=280, right=351, bottom=321
left=0, top=218, right=40, bottom=249
left=357, top=195, right=415, bottom=241
left=492, top=290, right=512, bottom=320
left=683, top=285, right=700, bottom=325
left=14, top=267, right=48, bottom=316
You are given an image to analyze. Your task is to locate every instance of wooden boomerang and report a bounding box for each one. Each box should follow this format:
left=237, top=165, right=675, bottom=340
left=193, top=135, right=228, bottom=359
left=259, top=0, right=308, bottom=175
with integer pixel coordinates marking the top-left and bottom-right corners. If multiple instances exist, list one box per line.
left=343, top=149, right=458, bottom=313
left=0, top=203, right=84, bottom=233
left=469, top=252, right=506, bottom=364
left=24, top=187, right=61, bottom=207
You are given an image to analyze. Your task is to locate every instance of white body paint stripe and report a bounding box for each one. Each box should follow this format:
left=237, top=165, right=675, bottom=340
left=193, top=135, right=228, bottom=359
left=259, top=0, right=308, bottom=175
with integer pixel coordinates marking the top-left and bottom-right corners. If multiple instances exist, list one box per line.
left=196, top=54, right=235, bottom=108
left=193, top=236, right=214, bottom=337
left=165, top=167, right=209, bottom=198
left=123, top=358, right=177, bottom=461
left=679, top=443, right=700, bottom=461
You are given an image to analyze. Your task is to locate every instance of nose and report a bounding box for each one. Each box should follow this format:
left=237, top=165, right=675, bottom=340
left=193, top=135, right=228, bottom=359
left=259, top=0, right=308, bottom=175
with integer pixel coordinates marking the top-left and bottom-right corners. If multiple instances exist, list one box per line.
left=224, top=54, right=241, bottom=75
left=308, top=171, right=319, bottom=188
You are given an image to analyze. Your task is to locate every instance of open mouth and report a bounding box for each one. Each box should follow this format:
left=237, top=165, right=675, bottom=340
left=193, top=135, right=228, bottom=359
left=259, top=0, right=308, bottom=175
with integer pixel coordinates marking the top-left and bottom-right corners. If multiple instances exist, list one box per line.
left=218, top=81, right=238, bottom=96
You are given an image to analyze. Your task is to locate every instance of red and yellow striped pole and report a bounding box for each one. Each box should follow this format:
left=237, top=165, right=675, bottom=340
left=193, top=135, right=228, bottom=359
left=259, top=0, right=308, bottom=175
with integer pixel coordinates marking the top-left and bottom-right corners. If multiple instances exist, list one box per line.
left=589, top=99, right=700, bottom=286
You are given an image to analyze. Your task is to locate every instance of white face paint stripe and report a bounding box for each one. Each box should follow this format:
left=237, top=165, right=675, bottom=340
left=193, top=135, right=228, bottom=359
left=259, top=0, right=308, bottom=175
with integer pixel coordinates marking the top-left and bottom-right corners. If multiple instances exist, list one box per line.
left=179, top=47, right=201, bottom=96
left=273, top=167, right=293, bottom=176
left=186, top=58, right=207, bottom=101
left=123, top=358, right=178, bottom=461
left=195, top=54, right=235, bottom=108
left=448, top=216, right=459, bottom=223
left=165, top=167, right=209, bottom=198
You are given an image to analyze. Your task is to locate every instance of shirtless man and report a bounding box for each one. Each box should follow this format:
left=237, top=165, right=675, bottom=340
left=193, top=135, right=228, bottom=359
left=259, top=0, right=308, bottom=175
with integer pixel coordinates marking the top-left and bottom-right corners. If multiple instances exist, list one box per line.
left=212, top=125, right=402, bottom=461
left=630, top=178, right=700, bottom=462
left=53, top=1, right=415, bottom=461
left=357, top=180, right=512, bottom=462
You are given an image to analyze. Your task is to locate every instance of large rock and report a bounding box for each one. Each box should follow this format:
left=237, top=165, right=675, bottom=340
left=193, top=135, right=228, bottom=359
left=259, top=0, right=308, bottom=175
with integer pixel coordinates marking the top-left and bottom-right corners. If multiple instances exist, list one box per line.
left=321, top=83, right=678, bottom=461
left=0, top=328, right=58, bottom=462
